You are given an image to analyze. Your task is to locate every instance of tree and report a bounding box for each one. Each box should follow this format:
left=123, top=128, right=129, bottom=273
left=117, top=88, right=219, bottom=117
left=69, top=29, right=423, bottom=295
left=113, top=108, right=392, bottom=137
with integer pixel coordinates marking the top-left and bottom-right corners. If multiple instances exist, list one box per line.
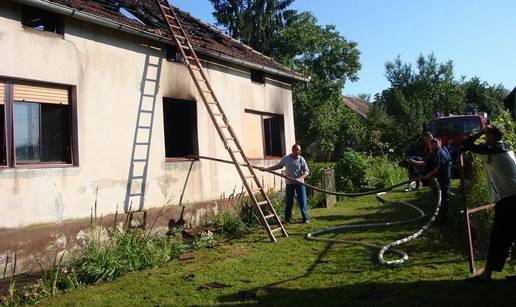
left=373, top=54, right=508, bottom=156
left=209, top=0, right=295, bottom=55
left=462, top=77, right=507, bottom=118
left=274, top=12, right=361, bottom=158
left=209, top=4, right=362, bottom=159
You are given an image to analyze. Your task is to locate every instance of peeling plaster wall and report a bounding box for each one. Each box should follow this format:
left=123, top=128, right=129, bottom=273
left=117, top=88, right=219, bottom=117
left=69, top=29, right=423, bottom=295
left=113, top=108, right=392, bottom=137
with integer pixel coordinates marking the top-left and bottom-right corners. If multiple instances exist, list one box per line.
left=0, top=2, right=295, bottom=229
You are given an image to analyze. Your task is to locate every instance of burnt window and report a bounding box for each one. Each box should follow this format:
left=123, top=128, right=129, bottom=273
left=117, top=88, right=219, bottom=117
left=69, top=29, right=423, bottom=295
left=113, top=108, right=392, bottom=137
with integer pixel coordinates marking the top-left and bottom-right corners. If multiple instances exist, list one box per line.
left=0, top=82, right=6, bottom=166
left=251, top=70, right=265, bottom=84
left=263, top=115, right=285, bottom=157
left=243, top=111, right=285, bottom=159
left=22, top=6, right=64, bottom=35
left=166, top=47, right=182, bottom=63
left=162, top=98, right=198, bottom=159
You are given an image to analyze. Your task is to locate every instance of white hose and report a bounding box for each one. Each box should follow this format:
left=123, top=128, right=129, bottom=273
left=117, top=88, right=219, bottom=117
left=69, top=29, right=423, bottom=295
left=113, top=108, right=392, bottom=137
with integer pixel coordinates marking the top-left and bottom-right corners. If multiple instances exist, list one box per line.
left=306, top=179, right=442, bottom=266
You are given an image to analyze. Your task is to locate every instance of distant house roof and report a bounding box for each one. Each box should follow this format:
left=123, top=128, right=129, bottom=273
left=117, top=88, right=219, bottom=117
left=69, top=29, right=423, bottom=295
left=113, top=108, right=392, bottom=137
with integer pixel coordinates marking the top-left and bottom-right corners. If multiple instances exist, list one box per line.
left=10, top=0, right=306, bottom=82
left=343, top=96, right=371, bottom=119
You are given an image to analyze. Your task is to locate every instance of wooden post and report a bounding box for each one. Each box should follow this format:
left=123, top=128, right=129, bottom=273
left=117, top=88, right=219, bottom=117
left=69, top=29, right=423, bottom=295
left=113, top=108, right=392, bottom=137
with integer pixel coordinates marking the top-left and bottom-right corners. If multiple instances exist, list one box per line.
left=460, top=153, right=476, bottom=273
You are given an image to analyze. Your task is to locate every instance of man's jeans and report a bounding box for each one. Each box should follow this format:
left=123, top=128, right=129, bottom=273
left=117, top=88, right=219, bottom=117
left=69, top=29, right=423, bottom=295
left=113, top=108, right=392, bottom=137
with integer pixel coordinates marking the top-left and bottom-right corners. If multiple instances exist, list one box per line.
left=285, top=184, right=309, bottom=222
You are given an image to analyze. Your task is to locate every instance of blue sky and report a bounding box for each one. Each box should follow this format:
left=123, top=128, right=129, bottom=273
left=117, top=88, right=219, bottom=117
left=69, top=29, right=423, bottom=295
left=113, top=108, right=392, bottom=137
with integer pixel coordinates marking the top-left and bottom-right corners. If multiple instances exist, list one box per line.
left=173, top=0, right=516, bottom=97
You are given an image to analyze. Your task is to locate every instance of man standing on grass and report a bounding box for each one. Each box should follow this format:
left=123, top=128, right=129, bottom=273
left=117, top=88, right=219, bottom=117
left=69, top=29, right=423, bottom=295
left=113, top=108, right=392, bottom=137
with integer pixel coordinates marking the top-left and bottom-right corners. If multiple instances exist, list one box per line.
left=463, top=126, right=516, bottom=282
left=266, top=144, right=310, bottom=224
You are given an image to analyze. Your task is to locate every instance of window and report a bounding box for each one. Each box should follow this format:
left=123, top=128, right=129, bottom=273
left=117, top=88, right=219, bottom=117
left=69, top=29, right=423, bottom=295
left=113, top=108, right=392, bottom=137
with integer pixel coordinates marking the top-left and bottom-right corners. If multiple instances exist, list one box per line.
left=0, top=81, right=6, bottom=166
left=162, top=98, right=198, bottom=159
left=166, top=47, right=182, bottom=63
left=0, top=80, right=74, bottom=167
left=22, top=6, right=64, bottom=35
left=251, top=70, right=265, bottom=84
left=263, top=115, right=285, bottom=157
left=243, top=111, right=285, bottom=159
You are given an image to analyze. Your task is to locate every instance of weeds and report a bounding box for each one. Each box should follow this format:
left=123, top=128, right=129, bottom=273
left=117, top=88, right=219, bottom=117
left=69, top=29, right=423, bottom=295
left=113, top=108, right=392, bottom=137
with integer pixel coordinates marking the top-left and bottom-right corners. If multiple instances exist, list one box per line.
left=192, top=231, right=217, bottom=250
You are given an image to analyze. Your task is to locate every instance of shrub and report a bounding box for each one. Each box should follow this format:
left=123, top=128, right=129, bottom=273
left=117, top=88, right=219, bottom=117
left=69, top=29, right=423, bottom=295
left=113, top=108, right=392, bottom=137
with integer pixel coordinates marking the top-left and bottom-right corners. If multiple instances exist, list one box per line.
left=335, top=150, right=370, bottom=192
left=365, top=155, right=407, bottom=189
left=335, top=150, right=406, bottom=192
left=211, top=210, right=250, bottom=238
left=305, top=162, right=336, bottom=208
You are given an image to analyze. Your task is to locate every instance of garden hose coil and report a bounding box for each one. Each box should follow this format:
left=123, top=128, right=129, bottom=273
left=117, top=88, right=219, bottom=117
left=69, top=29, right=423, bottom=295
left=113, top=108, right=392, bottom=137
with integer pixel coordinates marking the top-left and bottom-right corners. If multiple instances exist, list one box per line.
left=189, top=155, right=442, bottom=265
left=306, top=179, right=441, bottom=266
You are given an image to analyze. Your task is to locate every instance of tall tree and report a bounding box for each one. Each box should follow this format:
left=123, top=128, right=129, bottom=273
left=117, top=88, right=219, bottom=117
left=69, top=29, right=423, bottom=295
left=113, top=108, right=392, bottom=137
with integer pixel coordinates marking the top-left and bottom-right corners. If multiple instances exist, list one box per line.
left=209, top=0, right=295, bottom=55
left=273, top=12, right=361, bottom=158
left=209, top=4, right=362, bottom=158
left=373, top=54, right=508, bottom=156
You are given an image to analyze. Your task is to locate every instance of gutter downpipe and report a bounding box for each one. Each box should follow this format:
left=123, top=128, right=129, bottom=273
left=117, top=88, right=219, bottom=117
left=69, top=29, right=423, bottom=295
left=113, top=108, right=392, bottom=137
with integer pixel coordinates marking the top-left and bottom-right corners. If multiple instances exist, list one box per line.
left=11, top=0, right=308, bottom=82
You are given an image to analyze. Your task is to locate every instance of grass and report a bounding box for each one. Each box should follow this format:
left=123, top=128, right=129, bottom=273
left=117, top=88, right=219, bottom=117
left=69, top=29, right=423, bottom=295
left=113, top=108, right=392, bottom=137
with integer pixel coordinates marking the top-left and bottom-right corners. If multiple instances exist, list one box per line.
left=35, top=187, right=516, bottom=306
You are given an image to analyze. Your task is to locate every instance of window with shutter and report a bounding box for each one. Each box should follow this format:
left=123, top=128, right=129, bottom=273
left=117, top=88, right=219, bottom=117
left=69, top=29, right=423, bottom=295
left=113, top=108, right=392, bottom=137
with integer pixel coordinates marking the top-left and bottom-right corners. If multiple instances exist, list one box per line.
left=12, top=83, right=72, bottom=164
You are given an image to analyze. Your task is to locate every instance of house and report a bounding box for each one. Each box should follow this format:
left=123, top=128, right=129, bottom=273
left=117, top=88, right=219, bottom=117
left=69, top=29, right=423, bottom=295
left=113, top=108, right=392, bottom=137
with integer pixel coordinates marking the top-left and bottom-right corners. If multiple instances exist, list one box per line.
left=342, top=96, right=371, bottom=119
left=0, top=0, right=305, bottom=276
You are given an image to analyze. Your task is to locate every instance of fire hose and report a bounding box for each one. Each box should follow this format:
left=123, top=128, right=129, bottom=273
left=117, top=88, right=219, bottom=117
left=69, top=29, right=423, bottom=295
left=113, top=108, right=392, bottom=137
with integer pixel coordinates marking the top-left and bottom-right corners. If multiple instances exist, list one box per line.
left=188, top=155, right=442, bottom=265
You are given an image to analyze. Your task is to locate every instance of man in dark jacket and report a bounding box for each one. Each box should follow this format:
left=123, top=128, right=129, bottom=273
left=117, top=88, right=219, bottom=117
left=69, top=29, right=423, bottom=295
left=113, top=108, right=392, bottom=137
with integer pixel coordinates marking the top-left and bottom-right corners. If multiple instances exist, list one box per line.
left=464, top=126, right=516, bottom=282
left=422, top=138, right=452, bottom=224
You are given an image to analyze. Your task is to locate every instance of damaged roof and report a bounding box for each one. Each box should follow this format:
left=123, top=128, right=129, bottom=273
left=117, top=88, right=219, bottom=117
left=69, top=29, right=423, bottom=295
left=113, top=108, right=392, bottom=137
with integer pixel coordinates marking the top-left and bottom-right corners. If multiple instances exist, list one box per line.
left=343, top=96, right=371, bottom=119
left=14, top=0, right=305, bottom=81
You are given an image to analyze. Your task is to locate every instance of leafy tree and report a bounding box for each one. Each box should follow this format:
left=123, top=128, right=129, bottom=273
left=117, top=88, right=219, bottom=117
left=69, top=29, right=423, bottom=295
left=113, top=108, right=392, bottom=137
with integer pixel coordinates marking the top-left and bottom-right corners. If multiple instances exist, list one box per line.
left=209, top=5, right=362, bottom=159
left=462, top=77, right=507, bottom=118
left=373, top=54, right=509, bottom=156
left=209, top=0, right=295, bottom=55
left=274, top=12, right=361, bottom=158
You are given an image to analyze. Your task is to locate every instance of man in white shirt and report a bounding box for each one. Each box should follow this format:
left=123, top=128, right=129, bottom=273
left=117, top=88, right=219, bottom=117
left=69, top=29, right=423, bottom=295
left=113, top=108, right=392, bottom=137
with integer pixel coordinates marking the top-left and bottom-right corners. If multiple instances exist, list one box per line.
left=266, top=144, right=310, bottom=223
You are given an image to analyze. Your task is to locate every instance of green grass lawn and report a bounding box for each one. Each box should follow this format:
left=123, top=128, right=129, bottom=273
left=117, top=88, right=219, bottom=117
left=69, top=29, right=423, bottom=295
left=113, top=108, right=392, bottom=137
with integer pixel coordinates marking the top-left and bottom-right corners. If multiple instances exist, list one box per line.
left=40, top=188, right=516, bottom=307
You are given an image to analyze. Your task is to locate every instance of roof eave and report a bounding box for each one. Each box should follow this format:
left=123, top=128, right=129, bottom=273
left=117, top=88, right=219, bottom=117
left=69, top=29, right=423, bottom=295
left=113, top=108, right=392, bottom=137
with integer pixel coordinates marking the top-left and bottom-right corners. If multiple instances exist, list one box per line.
left=10, top=0, right=308, bottom=82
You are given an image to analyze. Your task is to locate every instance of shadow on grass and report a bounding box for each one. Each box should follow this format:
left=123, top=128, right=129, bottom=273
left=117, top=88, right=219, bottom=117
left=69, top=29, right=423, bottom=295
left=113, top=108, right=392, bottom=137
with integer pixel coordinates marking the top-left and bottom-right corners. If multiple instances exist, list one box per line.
left=218, top=279, right=516, bottom=307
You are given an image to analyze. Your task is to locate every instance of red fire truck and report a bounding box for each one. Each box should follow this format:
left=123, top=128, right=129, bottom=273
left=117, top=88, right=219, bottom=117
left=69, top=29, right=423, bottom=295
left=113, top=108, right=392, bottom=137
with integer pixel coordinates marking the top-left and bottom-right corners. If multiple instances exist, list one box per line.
left=427, top=111, right=489, bottom=146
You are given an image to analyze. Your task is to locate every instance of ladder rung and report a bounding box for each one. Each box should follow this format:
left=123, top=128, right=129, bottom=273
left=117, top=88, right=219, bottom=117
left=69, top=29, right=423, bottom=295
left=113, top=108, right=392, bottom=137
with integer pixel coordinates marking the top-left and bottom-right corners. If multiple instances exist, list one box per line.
left=137, top=126, right=151, bottom=129
left=133, top=176, right=144, bottom=180
left=219, top=125, right=229, bottom=129
left=257, top=201, right=269, bottom=206
left=142, top=94, right=154, bottom=97
left=135, top=142, right=149, bottom=146
left=207, top=101, right=217, bottom=105
left=145, top=78, right=157, bottom=82
left=264, top=214, right=275, bottom=219
left=213, top=113, right=223, bottom=117
left=133, top=159, right=147, bottom=162
left=202, top=90, right=212, bottom=93
left=232, top=150, right=241, bottom=153
left=271, top=227, right=282, bottom=233
left=225, top=137, right=235, bottom=141
left=190, top=66, right=201, bottom=71
left=130, top=193, right=143, bottom=197
left=148, top=63, right=159, bottom=68
left=140, top=110, right=153, bottom=113
left=170, top=24, right=181, bottom=30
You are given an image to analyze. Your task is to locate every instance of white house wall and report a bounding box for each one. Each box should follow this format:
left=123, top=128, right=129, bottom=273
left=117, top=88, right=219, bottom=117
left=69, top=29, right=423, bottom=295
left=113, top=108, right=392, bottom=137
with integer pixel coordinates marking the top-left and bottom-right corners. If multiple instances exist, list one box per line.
left=0, top=1, right=296, bottom=229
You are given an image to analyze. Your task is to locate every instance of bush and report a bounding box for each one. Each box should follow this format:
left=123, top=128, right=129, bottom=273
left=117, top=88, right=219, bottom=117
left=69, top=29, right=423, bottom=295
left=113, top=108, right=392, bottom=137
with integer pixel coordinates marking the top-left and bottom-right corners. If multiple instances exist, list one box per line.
left=335, top=150, right=406, bottom=192
left=365, top=155, right=407, bottom=189
left=335, top=150, right=370, bottom=192
left=74, top=226, right=185, bottom=284
left=211, top=210, right=250, bottom=238
left=306, top=162, right=336, bottom=208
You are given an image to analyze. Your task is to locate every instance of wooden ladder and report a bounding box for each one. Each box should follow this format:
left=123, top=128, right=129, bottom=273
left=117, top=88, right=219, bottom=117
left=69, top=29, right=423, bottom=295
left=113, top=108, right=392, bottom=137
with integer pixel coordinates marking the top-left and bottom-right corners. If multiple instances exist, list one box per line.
left=155, top=0, right=287, bottom=242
